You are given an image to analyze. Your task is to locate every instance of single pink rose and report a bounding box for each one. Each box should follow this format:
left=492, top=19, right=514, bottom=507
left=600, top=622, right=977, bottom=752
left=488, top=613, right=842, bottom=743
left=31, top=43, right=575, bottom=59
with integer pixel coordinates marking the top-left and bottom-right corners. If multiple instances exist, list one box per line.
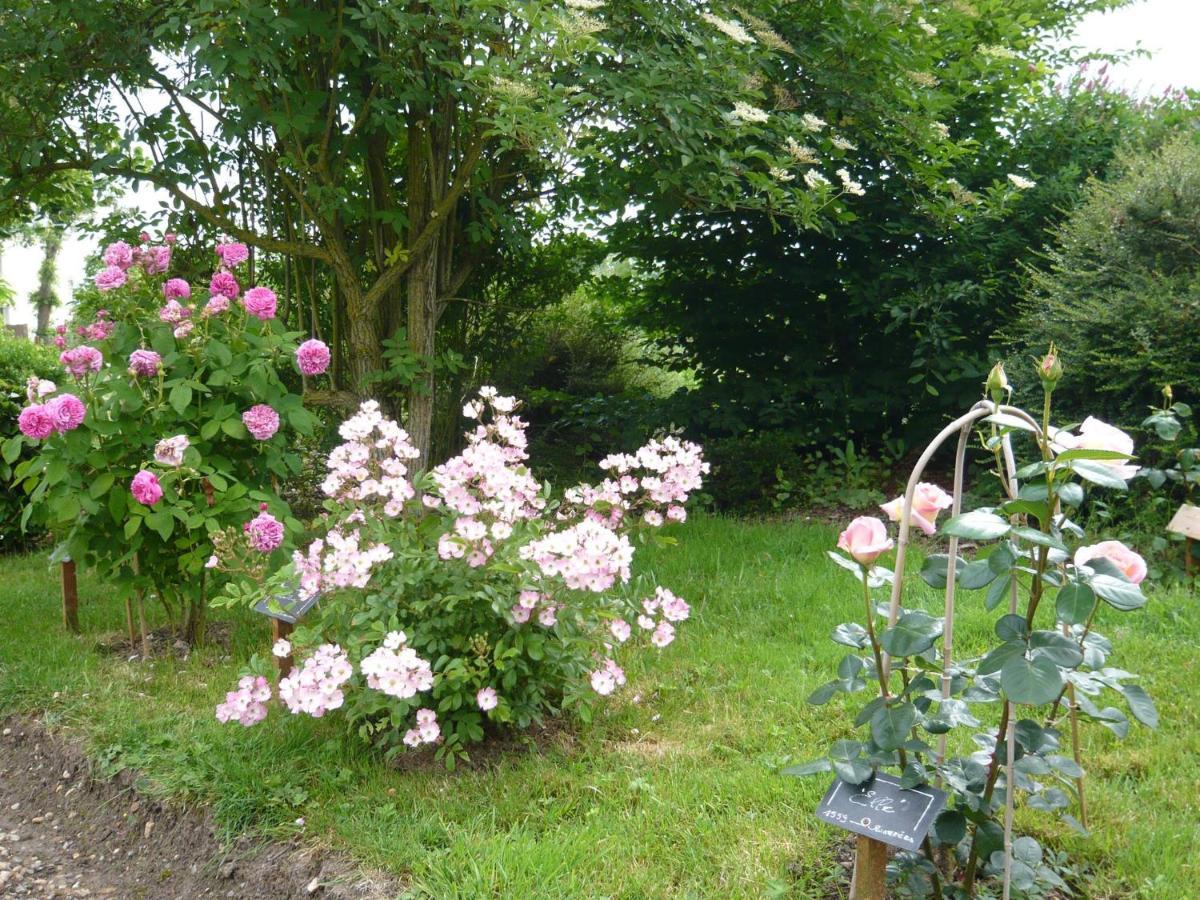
left=242, top=404, right=280, bottom=441
left=209, top=270, right=240, bottom=299
left=18, top=404, right=56, bottom=440
left=163, top=278, right=192, bottom=300
left=837, top=516, right=894, bottom=566
left=880, top=482, right=953, bottom=536
left=46, top=394, right=86, bottom=433
left=130, top=469, right=163, bottom=506
left=215, top=242, right=249, bottom=268
left=103, top=241, right=134, bottom=270
left=242, top=286, right=277, bottom=320
left=128, top=349, right=163, bottom=377
left=94, top=266, right=127, bottom=292
left=1074, top=540, right=1147, bottom=585
left=295, top=339, right=331, bottom=375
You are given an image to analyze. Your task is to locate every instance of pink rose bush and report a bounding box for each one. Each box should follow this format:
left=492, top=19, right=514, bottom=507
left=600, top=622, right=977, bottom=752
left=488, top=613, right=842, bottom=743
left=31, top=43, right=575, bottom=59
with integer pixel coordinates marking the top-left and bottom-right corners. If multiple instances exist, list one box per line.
left=214, top=388, right=706, bottom=762
left=880, top=482, right=953, bottom=536
left=10, top=228, right=326, bottom=648
left=242, top=286, right=277, bottom=320
left=836, top=516, right=894, bottom=566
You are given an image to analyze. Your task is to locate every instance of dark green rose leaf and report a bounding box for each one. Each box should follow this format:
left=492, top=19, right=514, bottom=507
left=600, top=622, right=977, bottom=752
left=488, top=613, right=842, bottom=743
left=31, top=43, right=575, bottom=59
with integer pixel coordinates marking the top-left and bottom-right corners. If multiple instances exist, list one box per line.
left=879, top=610, right=942, bottom=657
left=941, top=510, right=1010, bottom=540
left=1055, top=583, right=1095, bottom=625
left=1001, top=655, right=1063, bottom=706
left=870, top=701, right=917, bottom=751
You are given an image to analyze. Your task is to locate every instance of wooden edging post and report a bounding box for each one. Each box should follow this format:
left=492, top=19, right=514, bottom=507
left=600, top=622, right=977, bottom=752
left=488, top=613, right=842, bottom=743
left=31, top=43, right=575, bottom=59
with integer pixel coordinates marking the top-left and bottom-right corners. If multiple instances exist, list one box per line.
left=61, top=559, right=79, bottom=633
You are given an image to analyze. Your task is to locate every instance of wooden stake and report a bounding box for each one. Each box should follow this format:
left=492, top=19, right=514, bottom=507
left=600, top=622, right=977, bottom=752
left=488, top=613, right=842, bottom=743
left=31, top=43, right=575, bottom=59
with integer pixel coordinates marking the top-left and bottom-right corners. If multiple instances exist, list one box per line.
left=271, top=619, right=295, bottom=677
left=61, top=559, right=79, bottom=633
left=849, top=836, right=889, bottom=899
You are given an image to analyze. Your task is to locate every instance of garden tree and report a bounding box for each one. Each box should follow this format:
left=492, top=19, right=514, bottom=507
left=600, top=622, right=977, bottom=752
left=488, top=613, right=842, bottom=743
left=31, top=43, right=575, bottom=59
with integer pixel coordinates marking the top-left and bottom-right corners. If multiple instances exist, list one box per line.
left=1008, top=135, right=1200, bottom=425
left=2, top=0, right=829, bottom=464
left=599, top=0, right=1179, bottom=462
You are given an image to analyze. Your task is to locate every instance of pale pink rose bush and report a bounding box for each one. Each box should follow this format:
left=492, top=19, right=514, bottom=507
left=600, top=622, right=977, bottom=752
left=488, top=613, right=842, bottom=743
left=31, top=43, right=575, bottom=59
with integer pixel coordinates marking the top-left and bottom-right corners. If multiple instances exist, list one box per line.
left=794, top=366, right=1156, bottom=893
left=215, top=388, right=706, bottom=762
left=10, top=228, right=326, bottom=645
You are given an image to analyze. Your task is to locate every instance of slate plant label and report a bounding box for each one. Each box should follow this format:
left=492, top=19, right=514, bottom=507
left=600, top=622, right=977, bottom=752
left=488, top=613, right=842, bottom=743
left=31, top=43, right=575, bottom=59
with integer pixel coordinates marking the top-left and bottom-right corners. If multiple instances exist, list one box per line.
left=253, top=587, right=320, bottom=624
left=816, top=772, right=947, bottom=851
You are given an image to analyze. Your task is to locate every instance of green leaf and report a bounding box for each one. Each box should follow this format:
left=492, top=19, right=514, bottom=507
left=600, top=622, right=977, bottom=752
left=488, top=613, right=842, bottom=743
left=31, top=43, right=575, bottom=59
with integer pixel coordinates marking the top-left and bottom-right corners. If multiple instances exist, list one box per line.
left=1001, top=655, right=1063, bottom=706
left=221, top=418, right=249, bottom=439
left=169, top=382, right=193, bottom=415
left=985, top=573, right=1012, bottom=611
left=200, top=418, right=221, bottom=440
left=978, top=640, right=1025, bottom=676
left=1055, top=583, right=1095, bottom=625
left=831, top=622, right=869, bottom=649
left=1070, top=460, right=1129, bottom=490
left=88, top=472, right=116, bottom=500
left=1121, top=683, right=1158, bottom=729
left=1057, top=482, right=1085, bottom=507
left=940, top=510, right=1010, bottom=540
left=1011, top=526, right=1067, bottom=551
left=1, top=436, right=22, bottom=464
left=1090, top=575, right=1146, bottom=611
left=995, top=614, right=1029, bottom=642
left=879, top=610, right=941, bottom=657
left=1056, top=448, right=1132, bottom=463
left=829, top=740, right=872, bottom=785
left=1029, top=631, right=1084, bottom=668
left=920, top=553, right=963, bottom=589
left=899, top=760, right=927, bottom=789
left=932, top=809, right=967, bottom=845
left=870, top=702, right=917, bottom=751
left=959, top=558, right=997, bottom=590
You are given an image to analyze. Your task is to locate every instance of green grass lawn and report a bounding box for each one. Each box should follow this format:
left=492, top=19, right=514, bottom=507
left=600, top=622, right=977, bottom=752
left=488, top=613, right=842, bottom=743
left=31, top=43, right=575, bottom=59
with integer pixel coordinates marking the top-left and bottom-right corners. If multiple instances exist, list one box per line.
left=1, top=516, right=1197, bottom=898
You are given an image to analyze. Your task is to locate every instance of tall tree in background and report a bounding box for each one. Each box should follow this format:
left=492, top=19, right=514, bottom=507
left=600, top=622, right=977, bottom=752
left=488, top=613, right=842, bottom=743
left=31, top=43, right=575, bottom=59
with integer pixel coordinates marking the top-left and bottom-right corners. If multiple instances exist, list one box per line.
left=599, top=0, right=1190, bottom=453
left=1, top=0, right=838, bottom=463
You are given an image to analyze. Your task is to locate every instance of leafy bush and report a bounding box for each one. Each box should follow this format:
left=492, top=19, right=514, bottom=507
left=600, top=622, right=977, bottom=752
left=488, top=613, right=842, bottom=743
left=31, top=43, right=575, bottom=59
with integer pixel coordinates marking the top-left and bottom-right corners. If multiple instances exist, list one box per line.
left=0, top=330, right=58, bottom=551
left=1010, top=136, right=1200, bottom=424
left=213, top=388, right=707, bottom=763
left=8, top=233, right=325, bottom=642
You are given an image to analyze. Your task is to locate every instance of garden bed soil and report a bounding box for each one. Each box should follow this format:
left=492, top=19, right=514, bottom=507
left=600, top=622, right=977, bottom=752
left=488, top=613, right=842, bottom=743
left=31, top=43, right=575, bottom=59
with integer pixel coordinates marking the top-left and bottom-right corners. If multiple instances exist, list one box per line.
left=0, top=717, right=395, bottom=899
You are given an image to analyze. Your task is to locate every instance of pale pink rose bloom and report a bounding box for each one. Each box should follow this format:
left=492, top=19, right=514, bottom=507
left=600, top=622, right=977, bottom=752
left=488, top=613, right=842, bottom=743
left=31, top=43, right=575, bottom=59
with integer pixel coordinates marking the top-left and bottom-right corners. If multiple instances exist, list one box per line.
left=880, top=482, right=953, bottom=536
left=837, top=516, right=894, bottom=566
left=1074, top=541, right=1147, bottom=585
left=476, top=687, right=499, bottom=711
left=1069, top=417, right=1138, bottom=480
left=154, top=434, right=189, bottom=466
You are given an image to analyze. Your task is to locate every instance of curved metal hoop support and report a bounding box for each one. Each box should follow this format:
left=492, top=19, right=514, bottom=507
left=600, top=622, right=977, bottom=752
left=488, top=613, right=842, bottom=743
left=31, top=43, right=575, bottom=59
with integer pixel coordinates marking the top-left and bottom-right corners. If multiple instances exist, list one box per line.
left=880, top=401, right=1044, bottom=900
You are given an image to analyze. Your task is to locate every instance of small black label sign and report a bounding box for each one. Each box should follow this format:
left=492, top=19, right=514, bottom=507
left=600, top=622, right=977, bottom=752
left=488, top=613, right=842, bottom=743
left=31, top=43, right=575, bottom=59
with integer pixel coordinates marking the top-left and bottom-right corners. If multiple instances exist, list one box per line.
left=253, top=587, right=321, bottom=624
left=816, top=772, right=947, bottom=850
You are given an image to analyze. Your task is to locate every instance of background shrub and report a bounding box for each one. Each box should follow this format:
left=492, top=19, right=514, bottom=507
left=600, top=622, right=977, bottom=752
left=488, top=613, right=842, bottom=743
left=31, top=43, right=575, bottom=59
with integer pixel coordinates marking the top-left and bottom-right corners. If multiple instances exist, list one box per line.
left=1010, top=136, right=1200, bottom=425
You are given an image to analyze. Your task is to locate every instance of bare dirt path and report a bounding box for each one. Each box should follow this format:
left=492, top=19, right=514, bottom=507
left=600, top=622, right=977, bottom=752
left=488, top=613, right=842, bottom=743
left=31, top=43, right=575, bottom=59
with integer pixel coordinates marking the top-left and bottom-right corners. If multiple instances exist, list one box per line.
left=0, top=718, right=394, bottom=899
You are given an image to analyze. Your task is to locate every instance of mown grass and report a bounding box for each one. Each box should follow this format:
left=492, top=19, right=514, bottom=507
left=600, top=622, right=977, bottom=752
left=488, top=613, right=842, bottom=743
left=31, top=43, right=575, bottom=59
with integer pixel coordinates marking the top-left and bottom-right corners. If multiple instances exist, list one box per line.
left=0, top=516, right=1196, bottom=897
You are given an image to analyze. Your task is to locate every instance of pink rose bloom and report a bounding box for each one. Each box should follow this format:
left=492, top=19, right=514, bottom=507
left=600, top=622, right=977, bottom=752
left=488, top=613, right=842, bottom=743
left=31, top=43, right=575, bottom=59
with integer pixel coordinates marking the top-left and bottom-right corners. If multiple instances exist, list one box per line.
left=242, top=286, right=277, bottom=320
left=163, top=278, right=192, bottom=300
left=154, top=434, right=189, bottom=467
left=610, top=619, right=631, bottom=642
left=138, top=244, right=172, bottom=275
left=128, top=349, right=162, bottom=377
left=103, top=241, right=134, bottom=269
left=203, top=295, right=231, bottom=316
left=60, top=346, right=103, bottom=378
left=130, top=470, right=163, bottom=506
left=209, top=270, right=240, bottom=299
left=173, top=321, right=194, bottom=339
left=17, top=404, right=56, bottom=439
left=46, top=394, right=86, bottom=433
left=165, top=232, right=177, bottom=244
left=215, top=242, right=249, bottom=268
left=1064, top=417, right=1139, bottom=480
left=1074, top=541, right=1147, bottom=585
left=242, top=404, right=280, bottom=441
left=295, top=339, right=331, bottom=375
left=476, top=687, right=499, bottom=711
left=94, top=265, right=127, bottom=292
left=837, top=516, right=894, bottom=566
left=159, top=299, right=191, bottom=324
left=880, top=482, right=953, bottom=536
left=244, top=503, right=285, bottom=552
